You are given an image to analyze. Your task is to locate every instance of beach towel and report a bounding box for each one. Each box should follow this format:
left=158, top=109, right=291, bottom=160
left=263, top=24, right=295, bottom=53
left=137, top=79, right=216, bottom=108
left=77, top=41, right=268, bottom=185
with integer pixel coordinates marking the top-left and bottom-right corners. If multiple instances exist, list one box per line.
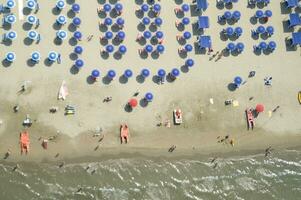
left=58, top=81, right=68, bottom=100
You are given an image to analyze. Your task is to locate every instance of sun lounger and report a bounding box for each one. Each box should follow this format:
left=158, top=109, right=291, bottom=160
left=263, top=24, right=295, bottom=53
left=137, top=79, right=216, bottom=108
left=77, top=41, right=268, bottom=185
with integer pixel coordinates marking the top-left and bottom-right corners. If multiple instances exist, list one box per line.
left=173, top=109, right=183, bottom=125
left=58, top=80, right=68, bottom=100
left=20, top=131, right=30, bottom=154
left=120, top=124, right=129, bottom=144
left=245, top=109, right=255, bottom=130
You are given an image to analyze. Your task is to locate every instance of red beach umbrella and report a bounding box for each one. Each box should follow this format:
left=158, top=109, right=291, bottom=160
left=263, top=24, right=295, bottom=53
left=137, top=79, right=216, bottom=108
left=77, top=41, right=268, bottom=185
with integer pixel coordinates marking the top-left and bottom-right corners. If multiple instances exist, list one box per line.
left=128, top=98, right=138, bottom=107
left=256, top=104, right=264, bottom=113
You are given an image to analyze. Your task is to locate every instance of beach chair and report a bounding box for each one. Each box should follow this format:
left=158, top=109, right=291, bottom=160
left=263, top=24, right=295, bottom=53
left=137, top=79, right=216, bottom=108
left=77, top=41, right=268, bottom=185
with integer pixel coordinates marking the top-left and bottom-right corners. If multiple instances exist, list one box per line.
left=218, top=15, right=225, bottom=23
left=173, top=109, right=183, bottom=125
left=253, top=45, right=259, bottom=52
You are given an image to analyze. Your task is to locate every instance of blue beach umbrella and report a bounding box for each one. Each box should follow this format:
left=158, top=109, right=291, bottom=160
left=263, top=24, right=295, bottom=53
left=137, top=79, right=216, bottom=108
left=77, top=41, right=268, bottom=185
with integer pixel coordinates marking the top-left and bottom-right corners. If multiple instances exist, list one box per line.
left=141, top=4, right=149, bottom=12
left=72, top=17, right=81, bottom=26
left=265, top=10, right=272, bottom=18
left=73, top=31, right=82, bottom=40
left=72, top=4, right=80, bottom=13
left=232, top=11, right=241, bottom=20
left=171, top=68, right=180, bottom=77
left=181, top=4, right=190, bottom=12
left=75, top=59, right=84, bottom=68
left=56, top=0, right=65, bottom=10
left=155, top=31, right=164, bottom=39
left=156, top=44, right=165, bottom=53
left=106, top=45, right=114, bottom=53
left=145, top=44, right=153, bottom=53
left=183, top=31, right=191, bottom=39
left=224, top=11, right=232, bottom=19
left=5, top=52, right=15, bottom=62
left=27, top=15, right=37, bottom=24
left=117, top=31, right=125, bottom=40
left=31, top=51, right=40, bottom=62
left=114, top=3, right=123, bottom=12
left=48, top=51, right=58, bottom=61
left=142, top=17, right=150, bottom=25
left=185, top=59, right=194, bottom=67
left=6, top=0, right=15, bottom=9
left=226, top=27, right=234, bottom=36
left=259, top=41, right=267, bottom=49
left=185, top=44, right=193, bottom=52
left=6, top=31, right=17, bottom=40
left=154, top=17, right=162, bottom=26
left=26, top=0, right=36, bottom=10
left=145, top=92, right=153, bottom=102
left=257, top=25, right=265, bottom=34
left=118, top=45, right=127, bottom=54
left=227, top=42, right=235, bottom=51
left=104, top=18, right=113, bottom=26
left=236, top=42, right=244, bottom=52
left=234, top=27, right=243, bottom=36
left=74, top=46, right=83, bottom=54
left=158, top=69, right=166, bottom=77
left=182, top=17, right=190, bottom=25
left=141, top=69, right=150, bottom=77
left=103, top=4, right=111, bottom=12
left=28, top=30, right=38, bottom=40
left=153, top=4, right=161, bottom=12
left=266, top=26, right=274, bottom=35
left=56, top=30, right=67, bottom=40
left=255, top=10, right=264, bottom=18
left=124, top=69, right=133, bottom=78
left=234, top=76, right=242, bottom=85
left=268, top=41, right=276, bottom=50
left=57, top=15, right=67, bottom=25
left=105, top=31, right=113, bottom=39
left=91, top=69, right=100, bottom=78
left=107, top=70, right=116, bottom=79
left=116, top=18, right=124, bottom=26
left=5, top=14, right=16, bottom=24
left=143, top=31, right=152, bottom=39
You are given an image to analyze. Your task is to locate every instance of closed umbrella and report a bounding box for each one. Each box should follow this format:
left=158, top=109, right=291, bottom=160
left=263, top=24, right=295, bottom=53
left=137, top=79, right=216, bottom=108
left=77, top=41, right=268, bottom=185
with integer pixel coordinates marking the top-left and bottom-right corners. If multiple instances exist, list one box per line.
left=143, top=31, right=152, bottom=39
left=185, top=59, right=194, bottom=67
left=26, top=0, right=36, bottom=10
left=183, top=31, right=191, bottom=39
left=56, top=30, right=67, bottom=40
left=232, top=11, right=241, bottom=20
left=182, top=17, right=190, bottom=25
left=104, top=18, right=113, bottom=26
left=145, top=92, right=153, bottom=102
left=56, top=0, right=65, bottom=10
left=116, top=18, right=124, bottom=26
left=185, top=44, right=193, bottom=52
left=117, top=31, right=125, bottom=40
left=141, top=4, right=149, bottom=12
left=5, top=52, right=15, bottom=62
left=74, top=46, right=83, bottom=54
left=224, top=11, right=232, bottom=19
left=28, top=30, right=38, bottom=40
left=155, top=31, right=164, bottom=39
left=103, top=4, right=111, bottom=12
left=257, top=25, right=265, bottom=34
left=171, top=68, right=180, bottom=77
left=107, top=70, right=116, bottom=79
left=72, top=17, right=81, bottom=26
left=142, top=17, right=150, bottom=25
left=141, top=69, right=150, bottom=77
left=105, top=31, right=113, bottom=39
left=265, top=10, right=272, bottom=18
left=106, top=45, right=114, bottom=53
left=73, top=31, right=82, bottom=40
left=6, top=0, right=15, bottom=9
left=6, top=31, right=17, bottom=40
left=72, top=4, right=80, bottom=13
left=234, top=76, right=242, bottom=85
left=259, top=41, right=267, bottom=49
left=128, top=98, right=138, bottom=107
left=91, top=69, right=100, bottom=78
left=57, top=15, right=67, bottom=25
left=124, top=69, right=133, bottom=78
left=255, top=10, right=264, bottom=18
left=5, top=14, right=16, bottom=24
left=156, top=44, right=165, bottom=53
left=48, top=51, right=58, bottom=61
left=268, top=41, right=276, bottom=50
left=145, top=45, right=153, bottom=53
left=119, top=45, right=127, bottom=54
left=154, top=17, right=162, bottom=26
left=256, top=104, right=264, bottom=113
left=181, top=4, right=189, bottom=12
left=31, top=52, right=40, bottom=62
left=153, top=4, right=161, bottom=12
left=226, top=27, right=234, bottom=36
left=227, top=42, right=235, bottom=51
left=158, top=69, right=166, bottom=77
left=75, top=59, right=84, bottom=68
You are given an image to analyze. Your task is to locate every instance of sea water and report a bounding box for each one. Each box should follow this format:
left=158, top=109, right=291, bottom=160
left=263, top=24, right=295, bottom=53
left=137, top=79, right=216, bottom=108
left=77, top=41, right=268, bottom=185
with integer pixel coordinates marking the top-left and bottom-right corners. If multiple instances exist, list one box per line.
left=1, top=150, right=301, bottom=200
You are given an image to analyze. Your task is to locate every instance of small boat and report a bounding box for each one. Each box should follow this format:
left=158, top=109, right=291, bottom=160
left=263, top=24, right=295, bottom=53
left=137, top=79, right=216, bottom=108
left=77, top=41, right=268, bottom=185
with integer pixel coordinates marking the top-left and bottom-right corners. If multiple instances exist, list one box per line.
left=245, top=108, right=255, bottom=130
left=298, top=91, right=301, bottom=104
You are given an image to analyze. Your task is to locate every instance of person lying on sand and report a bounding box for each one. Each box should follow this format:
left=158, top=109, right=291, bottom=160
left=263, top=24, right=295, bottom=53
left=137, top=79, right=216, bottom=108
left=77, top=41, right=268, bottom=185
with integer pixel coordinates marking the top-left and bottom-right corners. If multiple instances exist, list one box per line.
left=168, top=145, right=176, bottom=153
left=265, top=146, right=273, bottom=157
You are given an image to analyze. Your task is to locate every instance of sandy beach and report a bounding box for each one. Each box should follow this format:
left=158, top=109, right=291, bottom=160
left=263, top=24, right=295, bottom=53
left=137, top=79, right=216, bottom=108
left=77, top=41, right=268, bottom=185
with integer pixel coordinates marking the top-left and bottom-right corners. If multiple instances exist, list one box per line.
left=0, top=0, right=301, bottom=164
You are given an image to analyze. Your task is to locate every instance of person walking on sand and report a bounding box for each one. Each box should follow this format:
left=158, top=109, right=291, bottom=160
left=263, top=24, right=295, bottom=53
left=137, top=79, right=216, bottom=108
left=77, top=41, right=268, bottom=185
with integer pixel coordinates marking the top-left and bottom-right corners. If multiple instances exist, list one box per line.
left=87, top=35, right=94, bottom=41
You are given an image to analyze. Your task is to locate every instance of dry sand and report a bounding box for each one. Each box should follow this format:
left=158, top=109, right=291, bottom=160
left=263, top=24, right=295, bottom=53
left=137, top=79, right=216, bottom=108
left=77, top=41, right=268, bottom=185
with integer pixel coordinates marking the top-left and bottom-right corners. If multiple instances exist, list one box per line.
left=0, top=0, right=301, bottom=162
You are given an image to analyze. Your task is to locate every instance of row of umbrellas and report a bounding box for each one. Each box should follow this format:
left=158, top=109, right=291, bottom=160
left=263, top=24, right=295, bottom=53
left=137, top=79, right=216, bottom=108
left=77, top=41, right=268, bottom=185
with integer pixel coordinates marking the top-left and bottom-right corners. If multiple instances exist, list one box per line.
left=128, top=92, right=154, bottom=108
left=101, top=17, right=125, bottom=27
left=141, top=30, right=164, bottom=40
left=5, top=0, right=39, bottom=11
left=101, top=31, right=126, bottom=40
left=255, top=10, right=272, bottom=18
left=3, top=30, right=41, bottom=41
left=223, top=27, right=243, bottom=37
left=226, top=42, right=245, bottom=52
left=56, top=15, right=81, bottom=26
left=140, top=44, right=165, bottom=53
left=254, top=41, right=276, bottom=50
left=102, top=44, right=127, bottom=54
left=55, top=0, right=80, bottom=13
left=98, top=3, right=123, bottom=13
left=3, top=51, right=61, bottom=62
left=221, top=10, right=241, bottom=20
left=138, top=3, right=163, bottom=13
left=252, top=25, right=274, bottom=35
left=141, top=17, right=163, bottom=26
